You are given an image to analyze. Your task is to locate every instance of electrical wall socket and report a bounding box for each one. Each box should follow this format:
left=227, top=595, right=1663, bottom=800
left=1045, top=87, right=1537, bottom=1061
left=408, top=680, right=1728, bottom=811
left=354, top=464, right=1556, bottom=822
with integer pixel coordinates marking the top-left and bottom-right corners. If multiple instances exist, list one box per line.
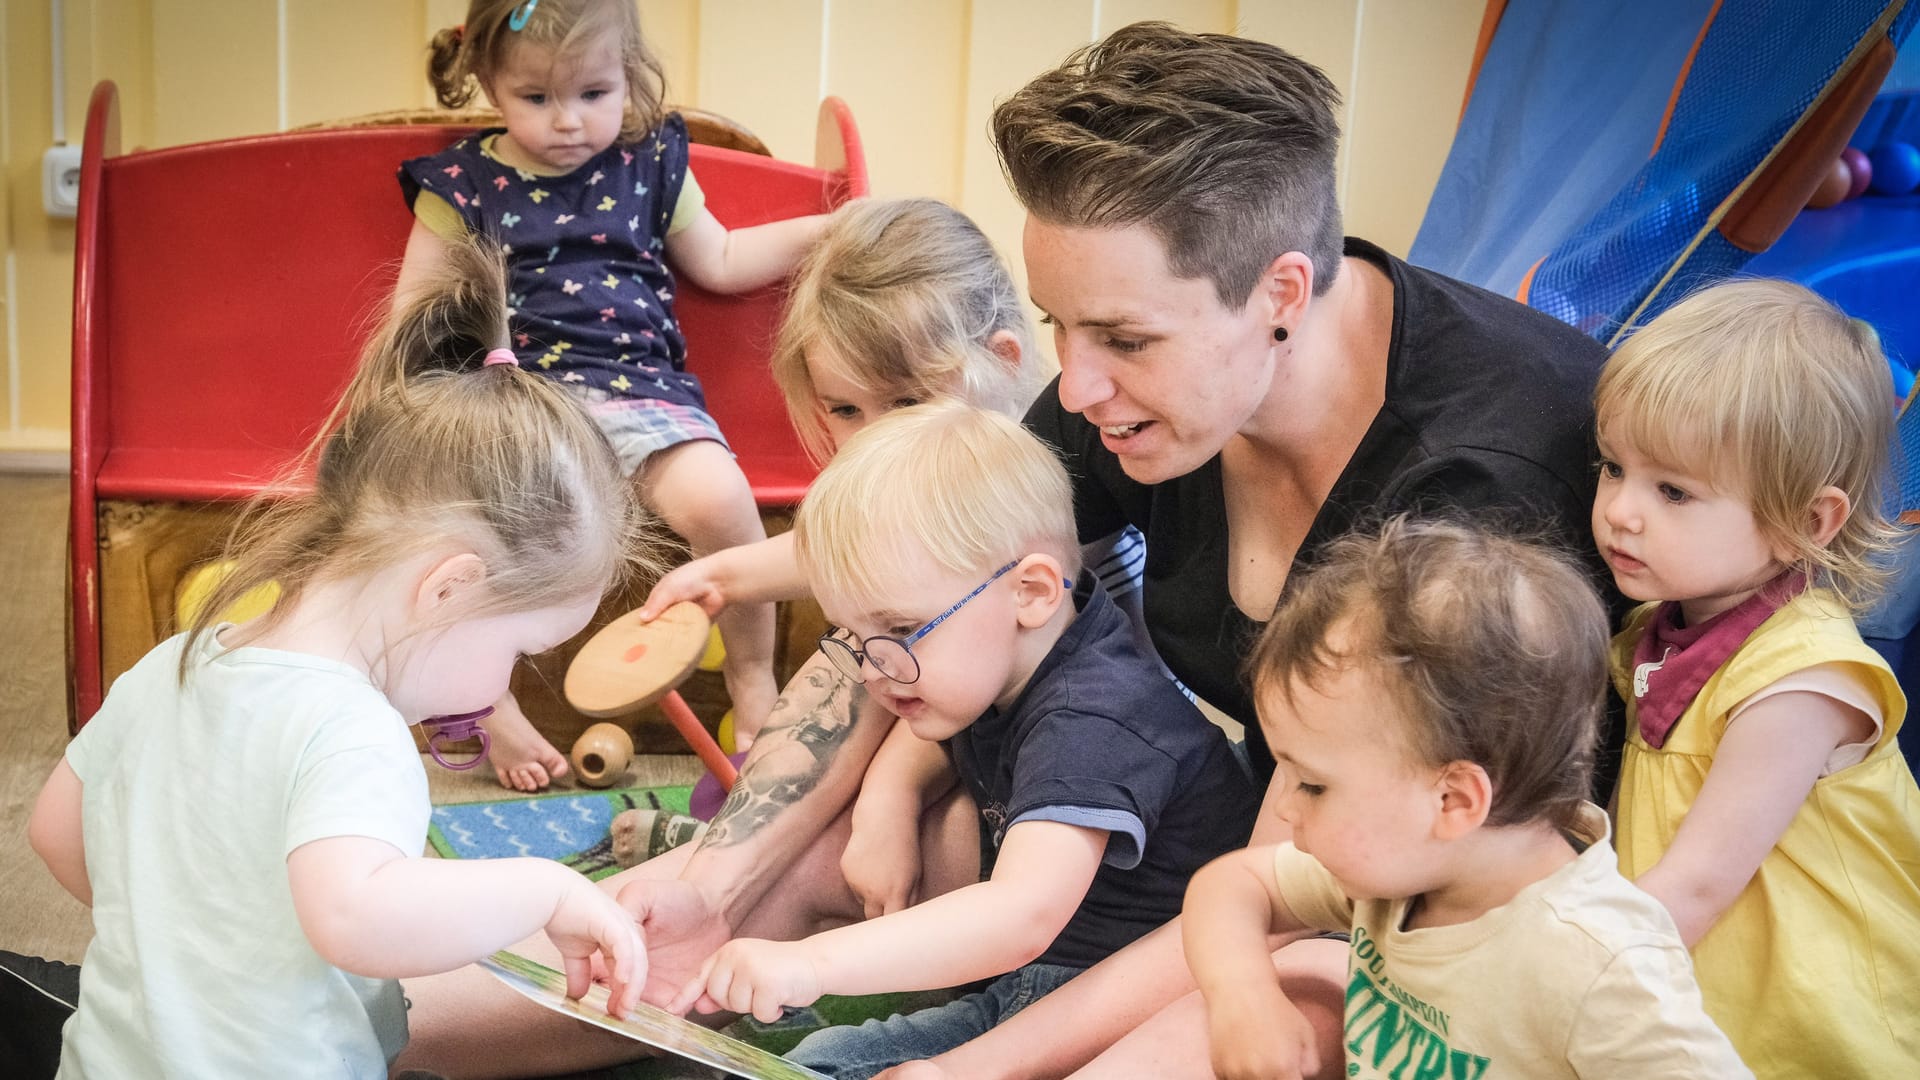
left=43, top=144, right=83, bottom=218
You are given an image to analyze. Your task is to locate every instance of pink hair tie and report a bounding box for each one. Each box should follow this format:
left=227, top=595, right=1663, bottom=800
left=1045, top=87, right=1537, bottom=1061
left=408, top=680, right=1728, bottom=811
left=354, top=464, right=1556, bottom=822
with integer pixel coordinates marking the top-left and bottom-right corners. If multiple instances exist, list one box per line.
left=484, top=348, right=519, bottom=367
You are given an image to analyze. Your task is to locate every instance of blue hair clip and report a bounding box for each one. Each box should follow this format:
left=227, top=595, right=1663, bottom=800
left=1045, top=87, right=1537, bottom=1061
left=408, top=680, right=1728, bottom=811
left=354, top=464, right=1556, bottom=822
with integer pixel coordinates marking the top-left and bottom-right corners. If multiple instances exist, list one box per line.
left=508, top=0, right=538, bottom=31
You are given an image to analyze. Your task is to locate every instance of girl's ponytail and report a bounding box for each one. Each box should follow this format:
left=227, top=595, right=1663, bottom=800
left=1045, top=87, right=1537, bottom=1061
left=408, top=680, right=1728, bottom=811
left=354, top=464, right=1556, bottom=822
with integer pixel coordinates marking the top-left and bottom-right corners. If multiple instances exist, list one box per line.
left=340, top=236, right=511, bottom=422
left=181, top=233, right=648, bottom=682
left=428, top=23, right=477, bottom=109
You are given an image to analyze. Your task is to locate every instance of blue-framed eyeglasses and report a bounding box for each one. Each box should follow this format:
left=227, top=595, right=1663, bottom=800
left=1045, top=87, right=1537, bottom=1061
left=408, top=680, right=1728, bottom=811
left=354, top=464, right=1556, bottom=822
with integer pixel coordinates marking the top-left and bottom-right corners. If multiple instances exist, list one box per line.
left=819, top=559, right=1021, bottom=685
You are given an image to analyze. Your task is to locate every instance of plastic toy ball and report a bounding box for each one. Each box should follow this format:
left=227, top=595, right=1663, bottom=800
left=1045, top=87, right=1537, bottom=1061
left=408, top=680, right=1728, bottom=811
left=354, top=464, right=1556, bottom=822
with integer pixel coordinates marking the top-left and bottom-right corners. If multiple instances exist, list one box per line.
left=1842, top=147, right=1872, bottom=200
left=1867, top=143, right=1920, bottom=196
left=175, top=560, right=281, bottom=627
left=697, top=624, right=727, bottom=672
left=691, top=750, right=751, bottom=820
left=1808, top=157, right=1853, bottom=208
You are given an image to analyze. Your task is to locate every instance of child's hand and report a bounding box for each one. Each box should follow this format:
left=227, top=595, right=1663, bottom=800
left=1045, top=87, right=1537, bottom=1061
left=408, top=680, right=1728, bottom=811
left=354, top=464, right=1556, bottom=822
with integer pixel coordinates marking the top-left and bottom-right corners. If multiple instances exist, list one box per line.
left=671, top=938, right=823, bottom=1023
left=841, top=808, right=922, bottom=919
left=1206, top=991, right=1320, bottom=1080
left=545, top=877, right=647, bottom=1019
left=637, top=557, right=730, bottom=621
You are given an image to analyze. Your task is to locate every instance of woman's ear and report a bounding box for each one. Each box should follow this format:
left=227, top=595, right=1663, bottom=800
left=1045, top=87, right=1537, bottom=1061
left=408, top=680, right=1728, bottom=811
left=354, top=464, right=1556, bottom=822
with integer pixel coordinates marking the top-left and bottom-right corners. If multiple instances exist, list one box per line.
left=1253, top=251, right=1315, bottom=337
left=1011, top=553, right=1069, bottom=629
left=987, top=329, right=1025, bottom=370
left=415, top=552, right=488, bottom=617
left=1431, top=760, right=1492, bottom=840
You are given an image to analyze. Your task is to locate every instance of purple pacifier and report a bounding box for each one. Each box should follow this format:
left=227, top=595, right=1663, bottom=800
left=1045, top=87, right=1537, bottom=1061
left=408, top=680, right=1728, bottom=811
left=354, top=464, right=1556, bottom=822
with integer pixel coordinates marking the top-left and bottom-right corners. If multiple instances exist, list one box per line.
left=420, top=707, right=494, bottom=771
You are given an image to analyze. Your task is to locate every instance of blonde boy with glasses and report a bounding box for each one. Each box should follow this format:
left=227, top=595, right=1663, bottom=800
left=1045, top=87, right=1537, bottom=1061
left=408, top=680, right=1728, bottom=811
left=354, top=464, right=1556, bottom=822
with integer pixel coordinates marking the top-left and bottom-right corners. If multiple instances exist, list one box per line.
left=669, top=400, right=1259, bottom=1079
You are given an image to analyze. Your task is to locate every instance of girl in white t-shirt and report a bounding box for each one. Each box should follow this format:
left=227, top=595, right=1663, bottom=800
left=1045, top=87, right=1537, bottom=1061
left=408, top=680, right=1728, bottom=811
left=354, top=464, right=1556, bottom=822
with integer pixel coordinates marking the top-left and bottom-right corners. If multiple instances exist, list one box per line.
left=29, top=238, right=657, bottom=1078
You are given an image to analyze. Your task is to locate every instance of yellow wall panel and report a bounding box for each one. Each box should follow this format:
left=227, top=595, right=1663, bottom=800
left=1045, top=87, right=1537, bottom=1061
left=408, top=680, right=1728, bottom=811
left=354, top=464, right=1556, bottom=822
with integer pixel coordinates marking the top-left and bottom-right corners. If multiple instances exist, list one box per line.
left=641, top=0, right=699, bottom=110
left=286, top=0, right=428, bottom=129
left=149, top=0, right=276, bottom=145
left=957, top=0, right=1097, bottom=309
left=4, top=0, right=77, bottom=444
left=826, top=0, right=967, bottom=201
left=694, top=0, right=822, bottom=163
left=1342, top=0, right=1481, bottom=255
left=66, top=0, right=155, bottom=148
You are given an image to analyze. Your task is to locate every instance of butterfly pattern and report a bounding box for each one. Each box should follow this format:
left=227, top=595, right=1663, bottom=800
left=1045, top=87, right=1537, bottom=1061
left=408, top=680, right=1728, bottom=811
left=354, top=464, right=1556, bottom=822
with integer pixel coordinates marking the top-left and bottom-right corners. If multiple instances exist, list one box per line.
left=400, top=117, right=701, bottom=410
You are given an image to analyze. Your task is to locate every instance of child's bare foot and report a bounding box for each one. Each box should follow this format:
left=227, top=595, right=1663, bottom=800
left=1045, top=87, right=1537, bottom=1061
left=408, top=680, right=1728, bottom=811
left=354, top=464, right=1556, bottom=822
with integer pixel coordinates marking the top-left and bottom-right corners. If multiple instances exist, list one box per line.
left=721, top=660, right=778, bottom=752
left=480, top=694, right=569, bottom=792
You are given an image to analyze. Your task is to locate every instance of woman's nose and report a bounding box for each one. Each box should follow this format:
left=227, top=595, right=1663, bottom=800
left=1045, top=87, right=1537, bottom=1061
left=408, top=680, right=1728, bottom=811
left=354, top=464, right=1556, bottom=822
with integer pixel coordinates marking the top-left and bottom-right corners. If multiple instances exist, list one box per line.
left=1055, top=342, right=1115, bottom=415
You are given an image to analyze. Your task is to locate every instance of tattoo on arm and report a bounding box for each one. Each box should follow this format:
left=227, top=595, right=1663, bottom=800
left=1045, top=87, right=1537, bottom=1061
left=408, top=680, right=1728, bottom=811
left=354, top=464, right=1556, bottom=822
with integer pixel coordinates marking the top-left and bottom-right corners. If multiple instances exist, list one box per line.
left=700, top=666, right=866, bottom=848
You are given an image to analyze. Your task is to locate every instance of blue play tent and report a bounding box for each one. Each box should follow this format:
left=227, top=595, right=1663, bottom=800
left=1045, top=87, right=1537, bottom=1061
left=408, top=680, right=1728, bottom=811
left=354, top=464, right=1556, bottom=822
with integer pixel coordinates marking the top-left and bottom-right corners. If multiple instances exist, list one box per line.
left=1412, top=0, right=1916, bottom=342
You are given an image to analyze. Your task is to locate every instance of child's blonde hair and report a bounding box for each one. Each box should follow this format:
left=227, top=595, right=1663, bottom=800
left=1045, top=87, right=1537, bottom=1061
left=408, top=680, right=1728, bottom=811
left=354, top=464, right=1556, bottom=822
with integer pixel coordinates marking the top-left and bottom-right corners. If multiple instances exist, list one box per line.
left=183, top=237, right=653, bottom=680
left=793, top=400, right=1079, bottom=612
left=771, top=198, right=1045, bottom=464
left=1596, top=278, right=1900, bottom=610
left=429, top=0, right=666, bottom=143
left=1251, top=517, right=1606, bottom=833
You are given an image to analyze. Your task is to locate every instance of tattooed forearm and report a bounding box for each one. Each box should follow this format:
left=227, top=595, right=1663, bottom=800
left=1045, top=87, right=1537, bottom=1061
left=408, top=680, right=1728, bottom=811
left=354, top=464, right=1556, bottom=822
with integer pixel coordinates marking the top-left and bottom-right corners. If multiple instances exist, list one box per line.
left=699, top=665, right=869, bottom=849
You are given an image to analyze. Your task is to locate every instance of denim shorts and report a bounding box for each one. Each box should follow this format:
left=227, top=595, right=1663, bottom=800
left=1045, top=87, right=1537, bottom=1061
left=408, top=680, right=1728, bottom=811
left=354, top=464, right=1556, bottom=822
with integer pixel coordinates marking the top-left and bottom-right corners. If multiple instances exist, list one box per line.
left=784, top=961, right=1081, bottom=1079
left=561, top=386, right=730, bottom=478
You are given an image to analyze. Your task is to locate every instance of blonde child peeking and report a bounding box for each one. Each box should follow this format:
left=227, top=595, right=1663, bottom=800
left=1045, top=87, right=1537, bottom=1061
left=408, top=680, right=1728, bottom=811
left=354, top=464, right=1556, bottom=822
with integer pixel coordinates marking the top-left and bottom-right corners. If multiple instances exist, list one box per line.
left=26, top=241, right=655, bottom=1077
left=672, top=401, right=1257, bottom=1079
left=1593, top=279, right=1920, bottom=1075
left=1184, top=518, right=1748, bottom=1080
left=397, top=0, right=826, bottom=789
left=636, top=196, right=1107, bottom=629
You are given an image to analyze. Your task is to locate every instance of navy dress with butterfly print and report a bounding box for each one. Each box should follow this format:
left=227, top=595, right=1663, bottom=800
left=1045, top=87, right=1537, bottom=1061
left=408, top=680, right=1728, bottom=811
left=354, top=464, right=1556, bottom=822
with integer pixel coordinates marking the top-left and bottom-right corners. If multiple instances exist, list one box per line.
left=398, top=114, right=704, bottom=410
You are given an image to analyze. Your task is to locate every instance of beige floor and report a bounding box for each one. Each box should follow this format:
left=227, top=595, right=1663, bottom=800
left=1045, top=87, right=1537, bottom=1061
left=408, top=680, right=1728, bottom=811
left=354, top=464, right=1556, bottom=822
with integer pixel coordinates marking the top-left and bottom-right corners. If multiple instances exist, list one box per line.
left=0, top=473, right=703, bottom=966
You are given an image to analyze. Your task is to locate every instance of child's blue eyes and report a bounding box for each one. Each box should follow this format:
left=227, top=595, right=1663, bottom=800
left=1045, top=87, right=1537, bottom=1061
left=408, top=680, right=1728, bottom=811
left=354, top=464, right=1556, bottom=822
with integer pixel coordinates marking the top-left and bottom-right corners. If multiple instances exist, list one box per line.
left=1596, top=459, right=1691, bottom=503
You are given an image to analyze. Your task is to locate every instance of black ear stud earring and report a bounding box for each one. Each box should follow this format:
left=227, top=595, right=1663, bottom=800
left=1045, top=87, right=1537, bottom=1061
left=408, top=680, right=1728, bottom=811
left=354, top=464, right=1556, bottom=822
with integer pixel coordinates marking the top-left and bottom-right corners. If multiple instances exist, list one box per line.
left=1273, top=326, right=1289, bottom=343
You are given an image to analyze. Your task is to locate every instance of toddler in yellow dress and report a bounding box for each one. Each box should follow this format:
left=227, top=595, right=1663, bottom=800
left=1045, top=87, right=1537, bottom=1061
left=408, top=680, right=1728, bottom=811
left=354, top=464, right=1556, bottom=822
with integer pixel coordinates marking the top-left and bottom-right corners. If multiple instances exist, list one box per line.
left=1592, top=279, right=1920, bottom=1076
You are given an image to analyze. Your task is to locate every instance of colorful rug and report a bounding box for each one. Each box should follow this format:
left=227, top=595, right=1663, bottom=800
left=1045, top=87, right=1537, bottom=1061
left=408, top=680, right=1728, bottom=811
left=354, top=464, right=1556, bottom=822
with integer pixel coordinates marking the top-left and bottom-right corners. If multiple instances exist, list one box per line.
left=427, top=785, right=693, bottom=881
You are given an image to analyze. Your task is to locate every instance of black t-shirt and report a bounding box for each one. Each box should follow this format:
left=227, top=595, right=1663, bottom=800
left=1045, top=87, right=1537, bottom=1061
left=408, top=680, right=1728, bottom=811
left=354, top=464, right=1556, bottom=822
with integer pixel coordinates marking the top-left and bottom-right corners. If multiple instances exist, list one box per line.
left=946, top=584, right=1260, bottom=970
left=1025, top=238, right=1612, bottom=783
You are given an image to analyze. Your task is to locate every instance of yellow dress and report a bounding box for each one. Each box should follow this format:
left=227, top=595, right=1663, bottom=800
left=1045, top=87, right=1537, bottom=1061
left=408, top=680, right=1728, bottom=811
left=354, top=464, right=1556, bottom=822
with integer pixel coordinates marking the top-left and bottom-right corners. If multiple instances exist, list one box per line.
left=1611, top=591, right=1920, bottom=1077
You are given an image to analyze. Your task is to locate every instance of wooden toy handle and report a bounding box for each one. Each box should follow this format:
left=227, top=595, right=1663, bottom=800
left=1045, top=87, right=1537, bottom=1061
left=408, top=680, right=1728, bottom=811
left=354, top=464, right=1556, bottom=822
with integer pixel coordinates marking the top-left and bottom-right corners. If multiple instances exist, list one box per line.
left=660, top=690, right=737, bottom=790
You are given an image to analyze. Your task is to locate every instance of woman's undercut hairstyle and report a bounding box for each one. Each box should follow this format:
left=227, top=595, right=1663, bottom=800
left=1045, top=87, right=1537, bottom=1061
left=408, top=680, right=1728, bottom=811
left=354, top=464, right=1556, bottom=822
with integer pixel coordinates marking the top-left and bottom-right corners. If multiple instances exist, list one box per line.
left=1250, top=516, right=1607, bottom=833
left=992, top=20, right=1345, bottom=307
left=181, top=235, right=656, bottom=680
left=794, top=400, right=1079, bottom=613
left=1596, top=278, right=1900, bottom=610
left=430, top=0, right=666, bottom=143
left=771, top=198, right=1044, bottom=464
